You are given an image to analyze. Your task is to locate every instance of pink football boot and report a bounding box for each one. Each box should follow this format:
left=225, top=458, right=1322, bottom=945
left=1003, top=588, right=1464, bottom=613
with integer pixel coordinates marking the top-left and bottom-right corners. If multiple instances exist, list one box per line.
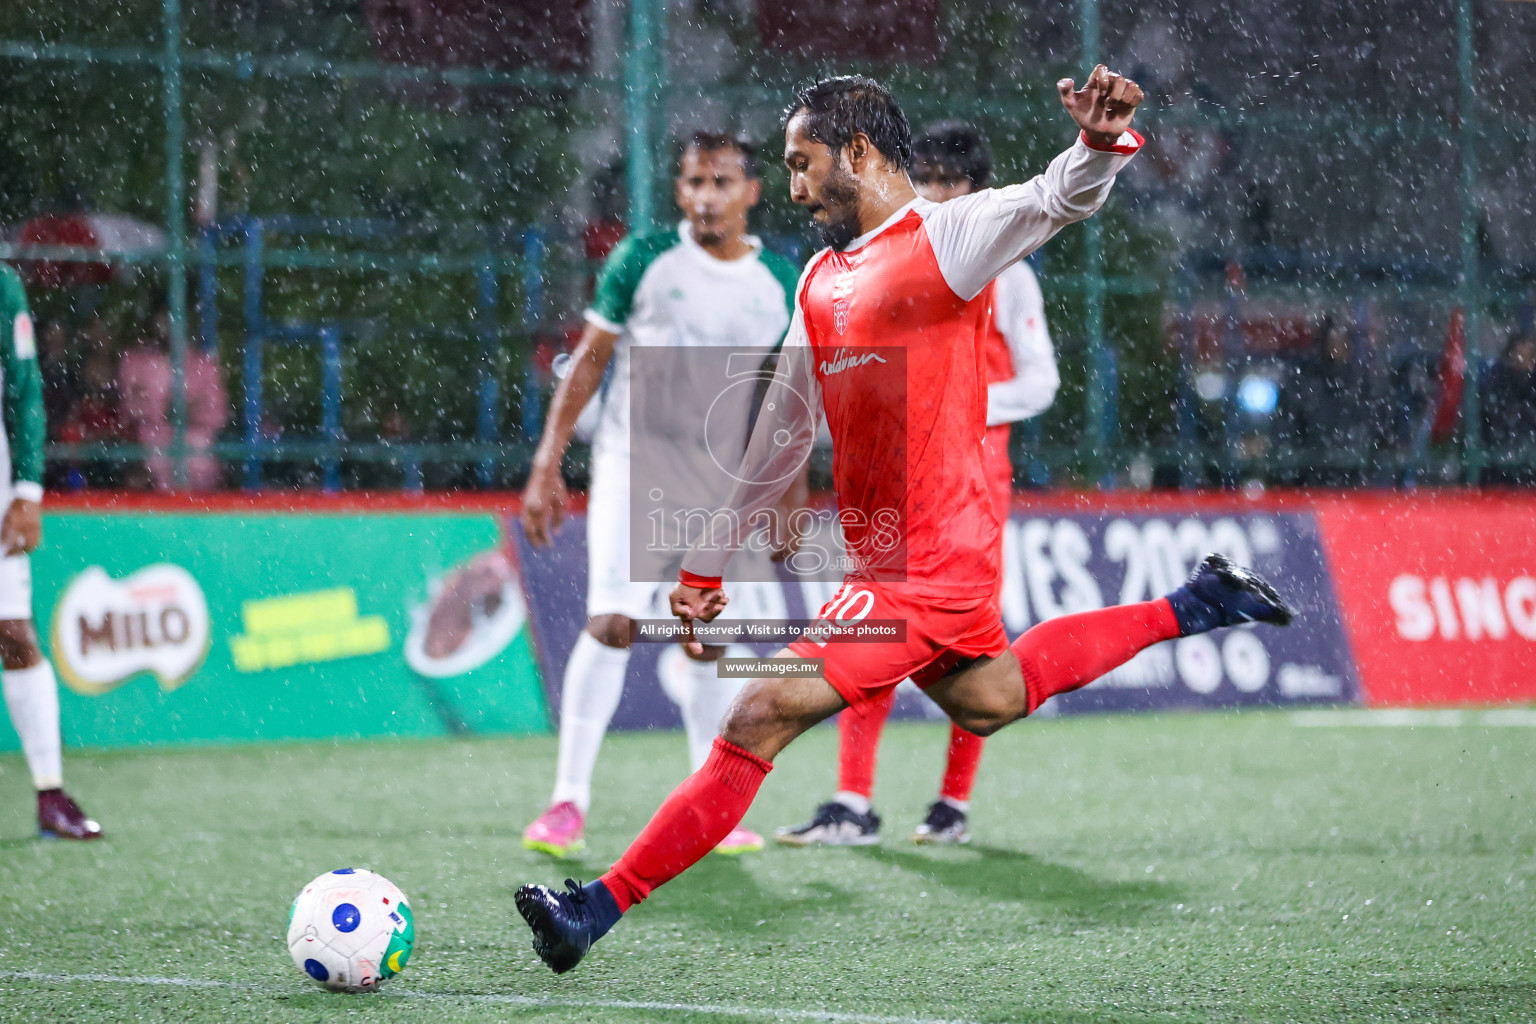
left=713, top=826, right=764, bottom=855
left=523, top=801, right=585, bottom=858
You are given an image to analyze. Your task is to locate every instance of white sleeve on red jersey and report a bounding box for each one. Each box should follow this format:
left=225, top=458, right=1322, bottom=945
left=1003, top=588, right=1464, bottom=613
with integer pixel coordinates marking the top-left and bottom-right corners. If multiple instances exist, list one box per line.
left=678, top=290, right=823, bottom=586
left=986, top=260, right=1059, bottom=426
left=922, top=130, right=1144, bottom=302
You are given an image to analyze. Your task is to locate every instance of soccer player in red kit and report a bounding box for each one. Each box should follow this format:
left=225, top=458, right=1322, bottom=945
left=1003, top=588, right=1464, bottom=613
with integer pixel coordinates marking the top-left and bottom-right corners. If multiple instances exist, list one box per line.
left=776, top=121, right=1061, bottom=847
left=515, top=67, right=1294, bottom=974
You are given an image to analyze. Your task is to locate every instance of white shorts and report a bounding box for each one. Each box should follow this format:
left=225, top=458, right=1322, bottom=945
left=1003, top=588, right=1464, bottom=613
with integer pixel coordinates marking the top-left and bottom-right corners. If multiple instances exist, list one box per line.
left=0, top=553, right=33, bottom=621
left=584, top=451, right=785, bottom=628
left=585, top=449, right=660, bottom=620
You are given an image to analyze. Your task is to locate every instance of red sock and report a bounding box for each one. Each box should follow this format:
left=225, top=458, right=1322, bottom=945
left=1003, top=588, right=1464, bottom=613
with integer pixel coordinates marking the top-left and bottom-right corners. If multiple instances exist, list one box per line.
left=939, top=724, right=986, bottom=803
left=836, top=690, right=895, bottom=798
left=600, top=737, right=772, bottom=913
left=1012, top=598, right=1180, bottom=715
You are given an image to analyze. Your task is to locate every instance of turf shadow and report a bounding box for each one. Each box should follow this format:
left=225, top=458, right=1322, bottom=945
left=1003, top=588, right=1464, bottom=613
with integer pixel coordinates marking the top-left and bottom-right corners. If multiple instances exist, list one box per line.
left=852, top=842, right=1182, bottom=926
left=639, top=854, right=854, bottom=934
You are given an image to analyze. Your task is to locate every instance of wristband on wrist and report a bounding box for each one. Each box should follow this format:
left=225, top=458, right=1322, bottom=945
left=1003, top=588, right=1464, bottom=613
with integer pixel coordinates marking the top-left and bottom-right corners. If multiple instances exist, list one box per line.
left=679, top=569, right=722, bottom=589
left=1079, top=128, right=1144, bottom=155
left=12, top=481, right=43, bottom=505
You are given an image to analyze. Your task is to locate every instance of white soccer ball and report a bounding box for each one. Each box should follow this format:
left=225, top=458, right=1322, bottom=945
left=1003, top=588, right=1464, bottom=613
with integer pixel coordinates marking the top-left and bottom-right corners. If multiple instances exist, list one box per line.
left=286, top=868, right=415, bottom=993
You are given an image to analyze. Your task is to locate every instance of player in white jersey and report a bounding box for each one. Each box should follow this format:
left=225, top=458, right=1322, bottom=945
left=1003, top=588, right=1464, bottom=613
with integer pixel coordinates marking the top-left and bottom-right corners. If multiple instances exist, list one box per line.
left=776, top=122, right=1062, bottom=847
left=520, top=132, right=803, bottom=858
left=0, top=264, right=102, bottom=839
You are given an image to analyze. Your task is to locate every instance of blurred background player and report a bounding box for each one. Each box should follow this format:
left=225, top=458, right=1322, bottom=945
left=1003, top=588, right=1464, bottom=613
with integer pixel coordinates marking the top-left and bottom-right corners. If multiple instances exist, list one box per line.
left=776, top=122, right=1059, bottom=847
left=0, top=263, right=102, bottom=840
left=519, top=131, right=802, bottom=859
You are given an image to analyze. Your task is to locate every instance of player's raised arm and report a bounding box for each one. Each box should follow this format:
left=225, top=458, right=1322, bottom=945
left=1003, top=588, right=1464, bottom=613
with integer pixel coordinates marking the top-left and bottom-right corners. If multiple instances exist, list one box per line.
left=924, top=64, right=1145, bottom=303
left=1059, top=63, right=1145, bottom=150
left=521, top=321, right=619, bottom=547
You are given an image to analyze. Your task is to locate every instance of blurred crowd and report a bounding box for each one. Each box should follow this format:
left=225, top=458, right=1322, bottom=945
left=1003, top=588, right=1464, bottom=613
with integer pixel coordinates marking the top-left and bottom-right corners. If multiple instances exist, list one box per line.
left=1184, top=312, right=1536, bottom=489
left=24, top=301, right=1536, bottom=494
left=37, top=307, right=229, bottom=492
left=1479, top=331, right=1536, bottom=485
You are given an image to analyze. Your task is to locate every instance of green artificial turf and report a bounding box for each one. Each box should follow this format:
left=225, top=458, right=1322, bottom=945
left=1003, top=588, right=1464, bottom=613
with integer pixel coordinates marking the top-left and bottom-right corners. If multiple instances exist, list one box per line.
left=1, top=710, right=1534, bottom=1023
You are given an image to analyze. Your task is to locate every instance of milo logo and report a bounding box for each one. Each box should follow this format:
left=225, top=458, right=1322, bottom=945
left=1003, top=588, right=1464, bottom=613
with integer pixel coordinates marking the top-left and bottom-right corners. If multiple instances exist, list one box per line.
left=51, top=565, right=211, bottom=696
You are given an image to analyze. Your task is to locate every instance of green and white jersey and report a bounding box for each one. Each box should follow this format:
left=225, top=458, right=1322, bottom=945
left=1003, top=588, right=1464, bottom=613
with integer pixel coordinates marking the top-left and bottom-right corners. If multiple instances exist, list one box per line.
left=583, top=221, right=800, bottom=459
left=0, top=263, right=45, bottom=509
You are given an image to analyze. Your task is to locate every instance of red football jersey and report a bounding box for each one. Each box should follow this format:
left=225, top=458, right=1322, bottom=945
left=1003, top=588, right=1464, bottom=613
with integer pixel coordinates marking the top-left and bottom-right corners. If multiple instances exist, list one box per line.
left=680, top=131, right=1143, bottom=595
left=799, top=209, right=998, bottom=596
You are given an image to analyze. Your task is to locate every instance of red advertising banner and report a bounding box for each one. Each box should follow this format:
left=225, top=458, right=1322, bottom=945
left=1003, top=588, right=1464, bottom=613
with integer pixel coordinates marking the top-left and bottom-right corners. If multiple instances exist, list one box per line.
left=1314, top=494, right=1536, bottom=706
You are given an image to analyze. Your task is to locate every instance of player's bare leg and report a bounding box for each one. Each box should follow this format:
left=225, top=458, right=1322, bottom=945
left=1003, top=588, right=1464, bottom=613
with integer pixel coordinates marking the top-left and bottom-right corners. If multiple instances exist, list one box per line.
left=515, top=653, right=843, bottom=973
left=0, top=619, right=102, bottom=841
left=715, top=665, right=847, bottom=760
left=923, top=650, right=1030, bottom=736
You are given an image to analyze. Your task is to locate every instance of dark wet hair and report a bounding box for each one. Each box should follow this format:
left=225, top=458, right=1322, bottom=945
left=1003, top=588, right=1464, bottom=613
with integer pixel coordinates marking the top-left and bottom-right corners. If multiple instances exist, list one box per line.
left=678, top=130, right=759, bottom=179
left=912, top=121, right=992, bottom=189
left=782, top=76, right=912, bottom=170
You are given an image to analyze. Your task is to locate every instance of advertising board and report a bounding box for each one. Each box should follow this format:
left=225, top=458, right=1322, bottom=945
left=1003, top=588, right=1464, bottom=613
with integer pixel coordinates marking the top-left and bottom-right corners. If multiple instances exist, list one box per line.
left=516, top=505, right=1359, bottom=728
left=1314, top=495, right=1536, bottom=706
left=0, top=508, right=549, bottom=752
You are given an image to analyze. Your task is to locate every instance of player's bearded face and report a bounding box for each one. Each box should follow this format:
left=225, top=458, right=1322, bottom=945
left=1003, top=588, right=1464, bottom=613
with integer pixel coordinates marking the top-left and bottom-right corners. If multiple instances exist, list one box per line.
left=808, top=157, right=863, bottom=252
left=785, top=115, right=865, bottom=252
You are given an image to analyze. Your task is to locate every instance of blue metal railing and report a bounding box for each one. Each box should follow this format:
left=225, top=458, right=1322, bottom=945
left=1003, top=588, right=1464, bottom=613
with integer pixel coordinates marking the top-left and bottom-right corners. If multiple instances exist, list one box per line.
left=214, top=215, right=546, bottom=492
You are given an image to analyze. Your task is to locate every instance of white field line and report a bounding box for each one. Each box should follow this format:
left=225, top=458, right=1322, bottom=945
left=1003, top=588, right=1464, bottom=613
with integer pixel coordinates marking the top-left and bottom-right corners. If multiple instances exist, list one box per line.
left=1291, top=708, right=1536, bottom=727
left=0, top=969, right=981, bottom=1024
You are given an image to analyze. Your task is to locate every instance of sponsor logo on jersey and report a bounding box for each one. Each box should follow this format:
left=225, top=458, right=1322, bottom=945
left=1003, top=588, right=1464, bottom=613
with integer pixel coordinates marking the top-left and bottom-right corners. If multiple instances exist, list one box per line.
left=818, top=347, right=888, bottom=376
left=52, top=564, right=211, bottom=696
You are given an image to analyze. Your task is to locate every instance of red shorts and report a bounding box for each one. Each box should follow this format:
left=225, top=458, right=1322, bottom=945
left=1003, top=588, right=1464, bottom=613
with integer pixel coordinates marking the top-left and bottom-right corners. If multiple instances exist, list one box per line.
left=788, top=579, right=1009, bottom=710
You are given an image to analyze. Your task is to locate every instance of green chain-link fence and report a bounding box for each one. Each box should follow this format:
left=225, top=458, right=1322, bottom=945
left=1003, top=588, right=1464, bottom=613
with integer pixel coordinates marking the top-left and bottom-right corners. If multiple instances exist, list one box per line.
left=2, top=0, right=1532, bottom=492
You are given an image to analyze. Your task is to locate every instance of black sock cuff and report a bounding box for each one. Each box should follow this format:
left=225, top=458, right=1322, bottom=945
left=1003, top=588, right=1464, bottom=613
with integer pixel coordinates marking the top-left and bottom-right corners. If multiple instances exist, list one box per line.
left=582, top=879, right=624, bottom=936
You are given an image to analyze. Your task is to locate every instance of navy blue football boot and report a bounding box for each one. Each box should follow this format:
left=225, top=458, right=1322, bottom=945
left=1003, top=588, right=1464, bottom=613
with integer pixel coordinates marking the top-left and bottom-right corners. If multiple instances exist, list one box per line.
left=1166, top=553, right=1295, bottom=635
left=514, top=878, right=622, bottom=974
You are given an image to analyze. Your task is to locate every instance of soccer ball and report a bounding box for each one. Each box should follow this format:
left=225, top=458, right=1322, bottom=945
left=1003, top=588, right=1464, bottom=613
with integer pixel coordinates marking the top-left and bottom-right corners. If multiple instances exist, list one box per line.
left=286, top=868, right=415, bottom=992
